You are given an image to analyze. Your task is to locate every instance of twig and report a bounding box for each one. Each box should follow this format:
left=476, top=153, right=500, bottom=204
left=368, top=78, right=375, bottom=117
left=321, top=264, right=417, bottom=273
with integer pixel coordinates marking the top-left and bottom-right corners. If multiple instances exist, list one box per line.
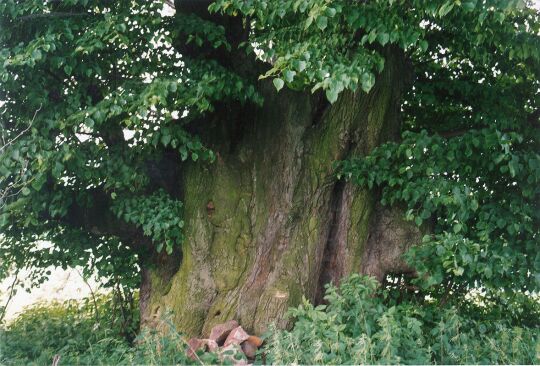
left=0, top=104, right=42, bottom=153
left=0, top=268, right=20, bottom=324
left=76, top=269, right=100, bottom=323
left=51, top=354, right=61, bottom=366
left=17, top=12, right=90, bottom=21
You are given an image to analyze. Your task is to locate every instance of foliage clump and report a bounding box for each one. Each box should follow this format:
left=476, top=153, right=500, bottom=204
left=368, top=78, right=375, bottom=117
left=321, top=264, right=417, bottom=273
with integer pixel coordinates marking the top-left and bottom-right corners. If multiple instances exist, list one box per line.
left=0, top=294, right=226, bottom=365
left=0, top=293, right=138, bottom=365
left=338, top=128, right=540, bottom=300
left=4, top=276, right=537, bottom=365
left=263, top=275, right=540, bottom=365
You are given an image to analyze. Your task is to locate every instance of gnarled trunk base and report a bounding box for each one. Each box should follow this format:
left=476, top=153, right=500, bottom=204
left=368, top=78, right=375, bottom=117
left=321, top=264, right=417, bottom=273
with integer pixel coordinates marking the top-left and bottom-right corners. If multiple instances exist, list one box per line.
left=139, top=51, right=421, bottom=336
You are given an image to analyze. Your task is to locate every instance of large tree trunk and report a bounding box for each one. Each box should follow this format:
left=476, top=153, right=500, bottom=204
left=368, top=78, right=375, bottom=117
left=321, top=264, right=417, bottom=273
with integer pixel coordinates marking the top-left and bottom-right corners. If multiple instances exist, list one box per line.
left=139, top=49, right=421, bottom=336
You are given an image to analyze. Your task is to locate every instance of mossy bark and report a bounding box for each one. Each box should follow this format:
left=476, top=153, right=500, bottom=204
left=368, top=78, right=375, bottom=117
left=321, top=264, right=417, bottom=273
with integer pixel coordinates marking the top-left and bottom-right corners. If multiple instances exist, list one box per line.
left=140, top=49, right=421, bottom=336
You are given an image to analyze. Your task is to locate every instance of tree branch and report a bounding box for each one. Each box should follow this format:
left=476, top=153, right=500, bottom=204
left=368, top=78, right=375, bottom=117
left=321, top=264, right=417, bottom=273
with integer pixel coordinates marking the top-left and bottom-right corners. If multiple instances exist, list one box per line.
left=0, top=269, right=20, bottom=324
left=0, top=105, right=41, bottom=153
left=16, top=12, right=90, bottom=21
left=44, top=189, right=154, bottom=254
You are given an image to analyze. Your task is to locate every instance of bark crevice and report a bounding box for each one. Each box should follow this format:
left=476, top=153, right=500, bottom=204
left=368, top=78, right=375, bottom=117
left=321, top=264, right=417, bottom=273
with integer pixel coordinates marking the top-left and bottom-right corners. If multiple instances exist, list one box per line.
left=315, top=179, right=347, bottom=304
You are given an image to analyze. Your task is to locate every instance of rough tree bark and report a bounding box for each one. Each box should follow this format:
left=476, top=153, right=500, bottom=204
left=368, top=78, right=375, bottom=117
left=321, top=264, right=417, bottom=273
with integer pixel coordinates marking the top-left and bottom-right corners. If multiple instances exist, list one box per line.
left=139, top=39, right=422, bottom=336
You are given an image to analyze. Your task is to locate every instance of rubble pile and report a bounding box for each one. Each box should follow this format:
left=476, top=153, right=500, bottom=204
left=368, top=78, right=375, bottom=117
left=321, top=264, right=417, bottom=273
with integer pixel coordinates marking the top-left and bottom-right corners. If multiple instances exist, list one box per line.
left=186, top=320, right=264, bottom=364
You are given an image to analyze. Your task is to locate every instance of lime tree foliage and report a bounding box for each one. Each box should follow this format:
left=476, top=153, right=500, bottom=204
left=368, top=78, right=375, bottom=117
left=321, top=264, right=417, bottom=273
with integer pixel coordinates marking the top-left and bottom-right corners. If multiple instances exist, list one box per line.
left=0, top=0, right=248, bottom=288
left=334, top=1, right=540, bottom=309
left=0, top=0, right=539, bottom=337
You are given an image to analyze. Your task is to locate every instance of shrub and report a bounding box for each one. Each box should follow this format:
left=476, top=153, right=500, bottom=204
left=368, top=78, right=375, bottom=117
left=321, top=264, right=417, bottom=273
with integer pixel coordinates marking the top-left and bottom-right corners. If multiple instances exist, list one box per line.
left=2, top=275, right=538, bottom=365
left=262, top=274, right=540, bottom=365
left=0, top=293, right=137, bottom=365
left=0, top=296, right=226, bottom=365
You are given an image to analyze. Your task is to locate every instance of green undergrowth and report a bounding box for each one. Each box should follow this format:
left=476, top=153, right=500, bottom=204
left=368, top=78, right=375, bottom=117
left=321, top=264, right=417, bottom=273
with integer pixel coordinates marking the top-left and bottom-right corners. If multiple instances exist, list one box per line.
left=0, top=293, right=136, bottom=365
left=1, top=275, right=539, bottom=365
left=263, top=275, right=540, bottom=365
left=0, top=293, right=231, bottom=365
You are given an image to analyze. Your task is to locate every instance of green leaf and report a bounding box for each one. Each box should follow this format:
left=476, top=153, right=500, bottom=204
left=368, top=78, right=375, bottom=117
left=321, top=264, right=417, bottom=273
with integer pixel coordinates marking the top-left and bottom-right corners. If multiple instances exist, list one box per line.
left=368, top=30, right=377, bottom=44
left=325, top=88, right=339, bottom=103
left=316, top=16, right=328, bottom=30
left=436, top=245, right=446, bottom=256
left=360, top=73, right=375, bottom=93
left=85, top=118, right=95, bottom=129
left=439, top=2, right=455, bottom=17
left=377, top=33, right=389, bottom=46
left=325, top=7, right=337, bottom=17
left=31, top=49, right=42, bottom=61
left=284, top=69, right=296, bottom=83
left=0, top=214, right=8, bottom=228
left=273, top=78, right=284, bottom=91
left=52, top=162, right=64, bottom=179
left=161, top=134, right=171, bottom=147
left=462, top=0, right=477, bottom=12
left=31, top=174, right=46, bottom=191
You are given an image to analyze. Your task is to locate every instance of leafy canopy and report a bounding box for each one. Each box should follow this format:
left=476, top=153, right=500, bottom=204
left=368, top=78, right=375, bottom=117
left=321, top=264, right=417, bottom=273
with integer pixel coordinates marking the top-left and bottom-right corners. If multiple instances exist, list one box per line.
left=0, top=0, right=539, bottom=311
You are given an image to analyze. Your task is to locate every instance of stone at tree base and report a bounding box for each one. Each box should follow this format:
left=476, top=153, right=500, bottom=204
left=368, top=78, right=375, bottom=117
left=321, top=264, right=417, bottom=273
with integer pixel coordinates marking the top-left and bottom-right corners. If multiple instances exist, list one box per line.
left=185, top=338, right=219, bottom=359
left=224, top=326, right=250, bottom=347
left=245, top=335, right=263, bottom=347
left=202, top=339, right=219, bottom=352
left=188, top=322, right=259, bottom=361
left=241, top=340, right=258, bottom=359
left=209, top=320, right=239, bottom=344
left=186, top=338, right=204, bottom=360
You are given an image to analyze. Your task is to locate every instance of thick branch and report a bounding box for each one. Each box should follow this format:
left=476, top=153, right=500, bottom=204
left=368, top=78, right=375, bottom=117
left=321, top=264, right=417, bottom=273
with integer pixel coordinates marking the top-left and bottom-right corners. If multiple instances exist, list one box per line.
left=56, top=189, right=153, bottom=253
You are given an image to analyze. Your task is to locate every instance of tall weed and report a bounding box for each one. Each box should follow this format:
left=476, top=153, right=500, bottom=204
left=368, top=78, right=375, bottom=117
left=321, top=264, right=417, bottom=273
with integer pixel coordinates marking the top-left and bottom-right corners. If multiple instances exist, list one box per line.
left=262, top=274, right=539, bottom=365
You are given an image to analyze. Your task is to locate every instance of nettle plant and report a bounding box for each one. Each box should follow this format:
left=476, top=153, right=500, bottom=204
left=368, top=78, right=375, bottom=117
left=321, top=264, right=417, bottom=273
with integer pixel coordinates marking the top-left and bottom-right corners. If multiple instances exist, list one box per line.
left=263, top=275, right=539, bottom=365
left=0, top=0, right=539, bottom=335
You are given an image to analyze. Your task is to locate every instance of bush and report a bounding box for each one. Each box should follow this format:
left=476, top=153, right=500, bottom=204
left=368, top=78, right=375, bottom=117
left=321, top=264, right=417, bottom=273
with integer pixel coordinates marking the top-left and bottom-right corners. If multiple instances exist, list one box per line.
left=0, top=292, right=138, bottom=365
left=2, top=275, right=538, bottom=365
left=262, top=275, right=540, bottom=365
left=0, top=295, right=225, bottom=365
